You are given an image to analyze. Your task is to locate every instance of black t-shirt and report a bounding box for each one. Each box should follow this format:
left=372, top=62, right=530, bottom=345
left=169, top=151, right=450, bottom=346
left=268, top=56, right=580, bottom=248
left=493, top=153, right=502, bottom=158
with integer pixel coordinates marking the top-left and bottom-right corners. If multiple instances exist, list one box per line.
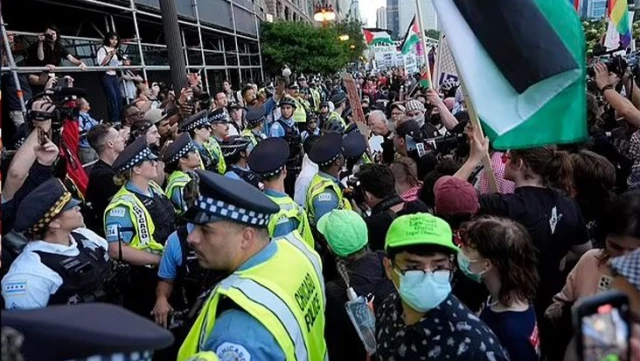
left=27, top=41, right=71, bottom=67
left=365, top=197, right=431, bottom=251
left=478, top=186, right=589, bottom=309
left=85, top=160, right=120, bottom=236
left=325, top=251, right=395, bottom=361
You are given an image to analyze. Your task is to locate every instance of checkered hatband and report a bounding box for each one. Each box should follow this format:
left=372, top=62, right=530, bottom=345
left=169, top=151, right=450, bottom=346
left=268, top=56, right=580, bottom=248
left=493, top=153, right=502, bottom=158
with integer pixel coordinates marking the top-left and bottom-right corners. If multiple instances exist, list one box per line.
left=195, top=195, right=270, bottom=226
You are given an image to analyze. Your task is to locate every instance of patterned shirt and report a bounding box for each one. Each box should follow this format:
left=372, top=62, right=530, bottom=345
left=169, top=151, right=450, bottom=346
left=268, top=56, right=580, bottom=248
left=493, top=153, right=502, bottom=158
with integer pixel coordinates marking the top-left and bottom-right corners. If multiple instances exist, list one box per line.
left=376, top=292, right=510, bottom=361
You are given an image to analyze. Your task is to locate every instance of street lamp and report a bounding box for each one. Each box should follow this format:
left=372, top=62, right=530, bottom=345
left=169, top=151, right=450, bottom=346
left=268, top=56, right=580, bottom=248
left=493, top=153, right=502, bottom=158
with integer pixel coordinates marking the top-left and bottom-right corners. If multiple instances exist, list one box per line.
left=313, top=1, right=336, bottom=24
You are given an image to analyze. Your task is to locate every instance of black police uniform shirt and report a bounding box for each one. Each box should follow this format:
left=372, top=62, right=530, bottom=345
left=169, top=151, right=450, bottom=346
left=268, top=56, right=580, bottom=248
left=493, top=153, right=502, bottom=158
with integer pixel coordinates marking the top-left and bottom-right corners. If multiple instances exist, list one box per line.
left=376, top=292, right=510, bottom=361
left=2, top=228, right=110, bottom=310
left=478, top=186, right=589, bottom=310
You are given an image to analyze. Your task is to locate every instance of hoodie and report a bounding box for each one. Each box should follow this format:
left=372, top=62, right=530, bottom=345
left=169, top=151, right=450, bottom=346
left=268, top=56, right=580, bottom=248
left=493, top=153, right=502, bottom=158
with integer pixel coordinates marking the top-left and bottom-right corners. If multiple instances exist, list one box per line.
left=325, top=251, right=395, bottom=361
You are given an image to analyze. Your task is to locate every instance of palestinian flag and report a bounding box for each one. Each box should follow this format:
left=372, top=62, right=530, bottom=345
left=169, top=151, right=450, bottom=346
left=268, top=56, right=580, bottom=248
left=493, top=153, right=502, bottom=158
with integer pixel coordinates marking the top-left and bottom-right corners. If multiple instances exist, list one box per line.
left=419, top=67, right=432, bottom=89
left=433, top=0, right=586, bottom=149
left=362, top=29, right=394, bottom=46
left=400, top=15, right=422, bottom=55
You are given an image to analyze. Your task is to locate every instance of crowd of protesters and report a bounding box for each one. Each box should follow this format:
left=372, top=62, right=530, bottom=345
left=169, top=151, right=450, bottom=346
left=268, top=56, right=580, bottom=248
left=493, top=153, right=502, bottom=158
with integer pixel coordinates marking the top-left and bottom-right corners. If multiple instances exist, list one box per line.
left=1, top=24, right=640, bottom=361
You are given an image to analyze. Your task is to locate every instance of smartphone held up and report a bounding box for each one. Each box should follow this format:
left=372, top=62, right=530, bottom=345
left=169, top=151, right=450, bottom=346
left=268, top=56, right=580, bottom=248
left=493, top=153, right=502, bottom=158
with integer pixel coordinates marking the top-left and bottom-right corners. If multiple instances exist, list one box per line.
left=574, top=291, right=631, bottom=361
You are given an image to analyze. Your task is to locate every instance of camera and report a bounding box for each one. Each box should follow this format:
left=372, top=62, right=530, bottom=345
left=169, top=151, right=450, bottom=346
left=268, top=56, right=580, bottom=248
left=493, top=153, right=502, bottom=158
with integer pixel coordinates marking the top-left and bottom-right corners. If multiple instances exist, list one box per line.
left=344, top=176, right=366, bottom=206
left=587, top=55, right=628, bottom=77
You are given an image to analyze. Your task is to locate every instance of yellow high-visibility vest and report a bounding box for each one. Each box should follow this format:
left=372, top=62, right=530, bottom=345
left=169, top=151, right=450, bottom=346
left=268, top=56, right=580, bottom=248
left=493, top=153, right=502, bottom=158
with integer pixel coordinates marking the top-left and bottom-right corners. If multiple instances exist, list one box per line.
left=103, top=181, right=166, bottom=253
left=178, top=234, right=327, bottom=361
left=305, top=173, right=351, bottom=225
left=267, top=194, right=315, bottom=249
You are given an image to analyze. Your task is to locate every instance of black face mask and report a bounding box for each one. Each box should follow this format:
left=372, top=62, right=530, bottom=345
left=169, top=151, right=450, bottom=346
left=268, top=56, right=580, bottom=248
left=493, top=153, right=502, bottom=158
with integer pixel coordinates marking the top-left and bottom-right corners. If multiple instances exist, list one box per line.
left=429, top=112, right=441, bottom=126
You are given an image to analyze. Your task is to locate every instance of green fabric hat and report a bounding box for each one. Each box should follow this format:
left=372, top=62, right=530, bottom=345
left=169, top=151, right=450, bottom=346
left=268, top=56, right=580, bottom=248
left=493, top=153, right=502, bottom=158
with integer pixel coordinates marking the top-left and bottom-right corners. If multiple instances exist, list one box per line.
left=317, top=210, right=368, bottom=257
left=385, top=213, right=458, bottom=253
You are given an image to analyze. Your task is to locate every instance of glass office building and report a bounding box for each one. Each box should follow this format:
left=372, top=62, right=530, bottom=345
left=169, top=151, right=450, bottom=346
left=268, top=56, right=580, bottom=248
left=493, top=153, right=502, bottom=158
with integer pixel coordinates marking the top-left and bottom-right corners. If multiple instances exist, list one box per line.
left=1, top=0, right=264, bottom=104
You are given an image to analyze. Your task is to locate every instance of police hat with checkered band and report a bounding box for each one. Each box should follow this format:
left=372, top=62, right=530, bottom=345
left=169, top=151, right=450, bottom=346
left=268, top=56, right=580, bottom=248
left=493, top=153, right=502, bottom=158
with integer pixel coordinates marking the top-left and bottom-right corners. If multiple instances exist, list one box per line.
left=247, top=137, right=289, bottom=177
left=183, top=169, right=279, bottom=227
left=1, top=303, right=174, bottom=361
left=309, top=133, right=343, bottom=166
left=112, top=136, right=158, bottom=174
left=13, top=178, right=82, bottom=235
left=219, top=135, right=251, bottom=158
left=279, top=96, right=297, bottom=109
left=245, top=105, right=266, bottom=127
left=163, top=132, right=197, bottom=165
left=208, top=108, right=228, bottom=124
left=180, top=110, right=210, bottom=132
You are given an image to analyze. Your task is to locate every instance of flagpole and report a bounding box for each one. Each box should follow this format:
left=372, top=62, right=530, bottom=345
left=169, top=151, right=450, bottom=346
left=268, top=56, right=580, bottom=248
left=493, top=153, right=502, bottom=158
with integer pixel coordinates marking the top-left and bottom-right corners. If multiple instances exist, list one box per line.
left=434, top=32, right=444, bottom=90
left=461, top=83, right=500, bottom=193
left=415, top=0, right=433, bottom=88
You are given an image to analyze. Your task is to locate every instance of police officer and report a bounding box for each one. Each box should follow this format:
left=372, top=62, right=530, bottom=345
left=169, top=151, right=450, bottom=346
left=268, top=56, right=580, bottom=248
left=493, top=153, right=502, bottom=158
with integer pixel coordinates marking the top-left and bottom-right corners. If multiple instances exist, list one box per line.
left=341, top=131, right=370, bottom=181
left=305, top=133, right=352, bottom=226
left=177, top=170, right=327, bottom=361
left=2, top=178, right=111, bottom=310
left=204, top=108, right=228, bottom=175
left=2, top=303, right=174, bottom=360
left=242, top=105, right=267, bottom=151
left=220, top=135, right=261, bottom=188
left=104, top=136, right=177, bottom=316
left=270, top=96, right=303, bottom=197
left=180, top=110, right=216, bottom=171
left=327, top=93, right=348, bottom=131
left=248, top=137, right=315, bottom=248
left=164, top=133, right=201, bottom=215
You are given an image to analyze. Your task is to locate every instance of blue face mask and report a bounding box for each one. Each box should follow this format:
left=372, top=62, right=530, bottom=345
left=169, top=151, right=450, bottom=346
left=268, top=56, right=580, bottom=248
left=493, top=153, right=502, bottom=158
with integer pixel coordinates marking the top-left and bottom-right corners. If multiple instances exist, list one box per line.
left=394, top=269, right=452, bottom=312
left=457, top=251, right=486, bottom=283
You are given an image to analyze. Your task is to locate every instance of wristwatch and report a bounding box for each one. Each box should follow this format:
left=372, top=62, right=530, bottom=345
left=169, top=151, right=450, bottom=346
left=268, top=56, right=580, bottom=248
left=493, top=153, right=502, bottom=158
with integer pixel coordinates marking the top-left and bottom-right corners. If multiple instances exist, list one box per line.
left=599, top=84, right=614, bottom=93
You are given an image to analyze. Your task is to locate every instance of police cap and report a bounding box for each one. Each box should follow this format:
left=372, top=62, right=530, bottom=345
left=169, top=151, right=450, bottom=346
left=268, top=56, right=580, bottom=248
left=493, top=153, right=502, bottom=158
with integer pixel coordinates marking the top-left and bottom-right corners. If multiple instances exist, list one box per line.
left=279, top=96, right=297, bottom=109
left=13, top=178, right=81, bottom=235
left=219, top=135, right=251, bottom=158
left=245, top=105, right=266, bottom=127
left=184, top=170, right=279, bottom=227
left=1, top=303, right=174, bottom=361
left=247, top=137, right=289, bottom=177
left=342, top=132, right=367, bottom=159
left=208, top=108, right=227, bottom=124
left=309, top=133, right=343, bottom=166
left=112, top=136, right=158, bottom=174
left=180, top=110, right=210, bottom=132
left=163, top=132, right=197, bottom=164
left=330, top=92, right=347, bottom=107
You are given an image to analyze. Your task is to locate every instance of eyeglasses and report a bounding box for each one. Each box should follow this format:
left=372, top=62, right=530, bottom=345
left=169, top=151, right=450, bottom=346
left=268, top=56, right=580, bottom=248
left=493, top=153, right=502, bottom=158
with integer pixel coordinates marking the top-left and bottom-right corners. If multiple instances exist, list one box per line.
left=392, top=262, right=453, bottom=277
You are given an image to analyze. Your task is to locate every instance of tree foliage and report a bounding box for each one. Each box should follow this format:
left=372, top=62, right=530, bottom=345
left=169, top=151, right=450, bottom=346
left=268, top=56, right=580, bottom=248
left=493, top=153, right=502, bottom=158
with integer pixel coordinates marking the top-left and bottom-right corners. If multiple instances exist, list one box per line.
left=583, top=18, right=640, bottom=56
left=261, top=20, right=365, bottom=76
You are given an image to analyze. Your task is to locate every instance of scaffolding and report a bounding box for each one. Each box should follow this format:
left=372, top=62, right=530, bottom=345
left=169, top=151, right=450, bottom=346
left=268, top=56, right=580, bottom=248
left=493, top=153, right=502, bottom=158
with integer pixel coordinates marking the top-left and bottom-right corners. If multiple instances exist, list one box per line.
left=1, top=0, right=265, bottom=115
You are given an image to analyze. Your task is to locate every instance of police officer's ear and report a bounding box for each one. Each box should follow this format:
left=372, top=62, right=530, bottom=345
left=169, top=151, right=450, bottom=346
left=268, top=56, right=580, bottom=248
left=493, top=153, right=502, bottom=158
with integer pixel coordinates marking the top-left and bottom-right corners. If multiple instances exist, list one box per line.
left=48, top=219, right=62, bottom=231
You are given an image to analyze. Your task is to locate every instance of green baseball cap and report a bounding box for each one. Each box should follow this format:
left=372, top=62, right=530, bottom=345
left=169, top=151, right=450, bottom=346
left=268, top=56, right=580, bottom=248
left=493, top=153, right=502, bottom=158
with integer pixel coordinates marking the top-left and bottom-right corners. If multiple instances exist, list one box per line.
left=317, top=210, right=368, bottom=257
left=385, top=213, right=458, bottom=253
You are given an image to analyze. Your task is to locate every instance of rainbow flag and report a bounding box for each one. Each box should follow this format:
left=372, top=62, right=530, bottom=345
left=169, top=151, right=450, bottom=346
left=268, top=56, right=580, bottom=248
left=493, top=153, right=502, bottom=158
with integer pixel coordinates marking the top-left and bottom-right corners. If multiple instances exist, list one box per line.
left=608, top=0, right=632, bottom=48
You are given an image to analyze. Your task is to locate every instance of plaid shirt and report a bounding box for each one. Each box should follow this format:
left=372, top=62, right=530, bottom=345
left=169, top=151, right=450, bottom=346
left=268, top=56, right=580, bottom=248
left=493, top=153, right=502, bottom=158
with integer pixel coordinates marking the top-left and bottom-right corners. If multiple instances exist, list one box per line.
left=400, top=184, right=422, bottom=202
left=478, top=152, right=516, bottom=195
left=610, top=248, right=640, bottom=292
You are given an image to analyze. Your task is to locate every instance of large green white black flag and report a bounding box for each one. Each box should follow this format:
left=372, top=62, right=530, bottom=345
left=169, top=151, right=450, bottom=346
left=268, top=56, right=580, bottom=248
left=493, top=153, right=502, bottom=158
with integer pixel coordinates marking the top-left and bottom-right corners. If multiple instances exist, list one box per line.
left=433, top=0, right=587, bottom=149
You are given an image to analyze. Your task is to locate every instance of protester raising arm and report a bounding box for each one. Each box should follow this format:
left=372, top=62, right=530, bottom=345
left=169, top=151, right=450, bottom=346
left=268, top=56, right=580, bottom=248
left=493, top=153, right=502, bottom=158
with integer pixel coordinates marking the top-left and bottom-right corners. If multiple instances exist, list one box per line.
left=594, top=62, right=640, bottom=128
left=426, top=88, right=459, bottom=131
left=3, top=100, right=55, bottom=202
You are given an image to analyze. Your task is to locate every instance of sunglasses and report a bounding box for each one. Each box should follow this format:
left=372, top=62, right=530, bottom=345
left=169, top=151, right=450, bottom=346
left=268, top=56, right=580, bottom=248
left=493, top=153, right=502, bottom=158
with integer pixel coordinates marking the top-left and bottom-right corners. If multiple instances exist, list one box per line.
left=501, top=152, right=511, bottom=164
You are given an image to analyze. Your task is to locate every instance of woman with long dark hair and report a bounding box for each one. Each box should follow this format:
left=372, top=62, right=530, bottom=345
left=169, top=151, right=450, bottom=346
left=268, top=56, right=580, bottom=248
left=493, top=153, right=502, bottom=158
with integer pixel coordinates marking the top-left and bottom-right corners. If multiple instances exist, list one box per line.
left=96, top=32, right=124, bottom=123
left=26, top=24, right=87, bottom=89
